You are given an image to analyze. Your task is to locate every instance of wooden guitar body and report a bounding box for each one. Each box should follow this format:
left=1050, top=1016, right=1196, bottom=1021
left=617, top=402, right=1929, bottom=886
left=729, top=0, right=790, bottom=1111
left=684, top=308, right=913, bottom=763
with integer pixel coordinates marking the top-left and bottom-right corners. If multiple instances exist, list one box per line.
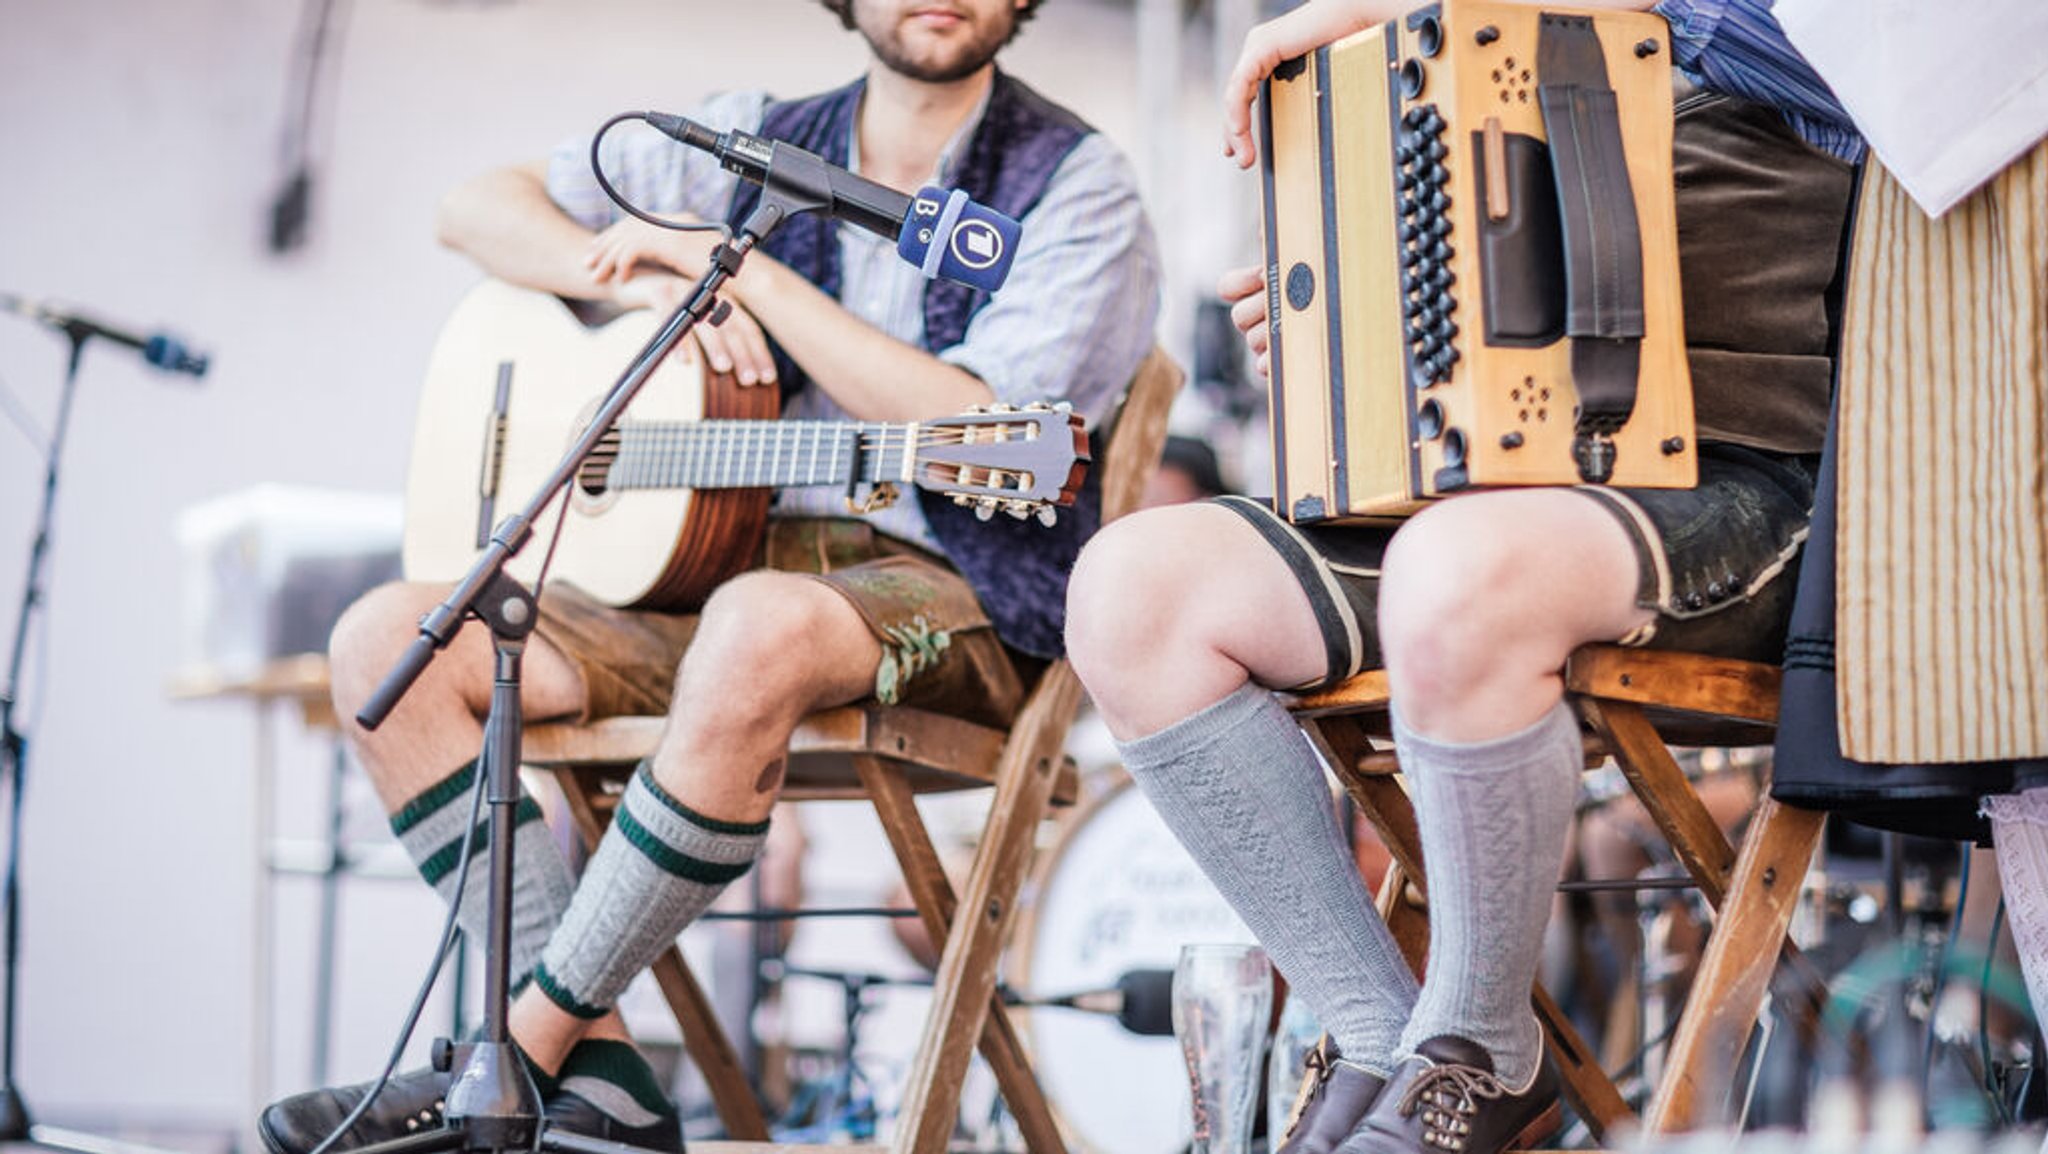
left=402, top=280, right=776, bottom=611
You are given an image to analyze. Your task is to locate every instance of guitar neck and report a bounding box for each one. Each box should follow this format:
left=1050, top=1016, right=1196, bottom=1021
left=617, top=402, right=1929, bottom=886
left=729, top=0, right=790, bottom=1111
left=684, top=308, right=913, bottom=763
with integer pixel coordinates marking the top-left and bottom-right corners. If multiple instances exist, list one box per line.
left=607, top=419, right=919, bottom=493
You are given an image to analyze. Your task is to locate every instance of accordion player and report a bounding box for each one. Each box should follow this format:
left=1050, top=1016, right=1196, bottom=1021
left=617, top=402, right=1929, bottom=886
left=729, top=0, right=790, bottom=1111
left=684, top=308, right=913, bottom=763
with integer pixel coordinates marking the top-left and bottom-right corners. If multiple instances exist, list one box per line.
left=1259, top=0, right=1695, bottom=523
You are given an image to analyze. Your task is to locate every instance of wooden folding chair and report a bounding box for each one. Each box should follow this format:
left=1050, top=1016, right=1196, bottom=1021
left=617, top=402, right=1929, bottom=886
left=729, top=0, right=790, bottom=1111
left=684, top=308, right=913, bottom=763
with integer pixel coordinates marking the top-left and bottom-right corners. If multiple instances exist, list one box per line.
left=1289, top=645, right=1828, bottom=1140
left=521, top=348, right=1185, bottom=1150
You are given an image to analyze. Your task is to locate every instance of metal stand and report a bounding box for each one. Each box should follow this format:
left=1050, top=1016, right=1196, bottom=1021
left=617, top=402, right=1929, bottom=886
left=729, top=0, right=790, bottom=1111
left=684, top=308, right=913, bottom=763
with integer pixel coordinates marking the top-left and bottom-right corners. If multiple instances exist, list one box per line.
left=341, top=195, right=802, bottom=1154
left=0, top=326, right=184, bottom=1154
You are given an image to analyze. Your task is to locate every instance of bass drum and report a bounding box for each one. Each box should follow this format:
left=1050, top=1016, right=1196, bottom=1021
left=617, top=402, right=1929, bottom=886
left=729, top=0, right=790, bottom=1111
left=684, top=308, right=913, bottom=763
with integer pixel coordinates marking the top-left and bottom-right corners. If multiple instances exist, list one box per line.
left=1010, top=771, right=1256, bottom=1154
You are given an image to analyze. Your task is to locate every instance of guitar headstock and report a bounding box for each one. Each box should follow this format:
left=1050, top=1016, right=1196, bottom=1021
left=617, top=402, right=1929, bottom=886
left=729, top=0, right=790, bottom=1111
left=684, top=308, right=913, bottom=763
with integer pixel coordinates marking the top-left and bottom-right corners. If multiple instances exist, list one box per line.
left=912, top=402, right=1091, bottom=525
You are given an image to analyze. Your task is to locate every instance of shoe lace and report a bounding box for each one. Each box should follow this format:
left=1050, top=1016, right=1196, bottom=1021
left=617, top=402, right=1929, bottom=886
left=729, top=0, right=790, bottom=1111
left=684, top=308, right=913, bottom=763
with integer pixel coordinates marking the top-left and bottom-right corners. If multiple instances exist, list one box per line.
left=1281, top=1038, right=1336, bottom=1140
left=1397, top=1062, right=1507, bottom=1151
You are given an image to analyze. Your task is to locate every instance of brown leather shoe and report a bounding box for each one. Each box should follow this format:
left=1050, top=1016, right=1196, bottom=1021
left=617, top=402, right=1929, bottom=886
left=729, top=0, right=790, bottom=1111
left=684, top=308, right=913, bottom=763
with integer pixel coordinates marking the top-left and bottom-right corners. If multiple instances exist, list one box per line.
left=1335, top=1035, right=1560, bottom=1154
left=1276, top=1037, right=1388, bottom=1154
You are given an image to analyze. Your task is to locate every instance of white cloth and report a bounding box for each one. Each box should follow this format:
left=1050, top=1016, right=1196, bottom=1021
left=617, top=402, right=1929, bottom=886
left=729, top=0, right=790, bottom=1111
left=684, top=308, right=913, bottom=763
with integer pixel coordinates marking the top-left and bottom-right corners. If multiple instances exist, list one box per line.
left=1775, top=0, right=2048, bottom=217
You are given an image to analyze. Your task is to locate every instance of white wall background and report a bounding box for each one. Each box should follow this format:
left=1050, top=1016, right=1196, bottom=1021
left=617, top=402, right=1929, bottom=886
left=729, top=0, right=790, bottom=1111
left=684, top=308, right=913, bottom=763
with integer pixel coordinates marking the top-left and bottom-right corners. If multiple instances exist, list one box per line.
left=0, top=0, right=1265, bottom=1140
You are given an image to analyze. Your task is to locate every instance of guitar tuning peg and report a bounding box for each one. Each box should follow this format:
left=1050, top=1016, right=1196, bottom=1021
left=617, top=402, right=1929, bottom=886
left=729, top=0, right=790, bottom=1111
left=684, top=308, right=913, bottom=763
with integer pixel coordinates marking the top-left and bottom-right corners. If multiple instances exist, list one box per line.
left=1036, top=505, right=1058, bottom=528
left=952, top=493, right=972, bottom=506
left=1023, top=401, right=1050, bottom=412
left=988, top=402, right=1015, bottom=413
left=974, top=498, right=997, bottom=521
left=963, top=404, right=985, bottom=415
left=1053, top=400, right=1073, bottom=413
left=1004, top=501, right=1031, bottom=520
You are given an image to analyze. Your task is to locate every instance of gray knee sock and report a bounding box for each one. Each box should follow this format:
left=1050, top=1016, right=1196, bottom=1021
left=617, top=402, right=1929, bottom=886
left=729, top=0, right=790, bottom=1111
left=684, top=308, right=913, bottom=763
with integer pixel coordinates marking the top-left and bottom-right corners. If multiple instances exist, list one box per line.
left=1394, top=701, right=1580, bottom=1084
left=390, top=760, right=575, bottom=986
left=1117, top=683, right=1418, bottom=1074
left=534, top=762, right=767, bottom=1017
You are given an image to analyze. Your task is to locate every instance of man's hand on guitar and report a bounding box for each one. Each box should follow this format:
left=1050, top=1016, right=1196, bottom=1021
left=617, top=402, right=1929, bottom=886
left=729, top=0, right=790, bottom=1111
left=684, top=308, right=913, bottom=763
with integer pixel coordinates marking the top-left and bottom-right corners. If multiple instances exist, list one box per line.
left=1219, top=265, right=1272, bottom=379
left=590, top=217, right=779, bottom=388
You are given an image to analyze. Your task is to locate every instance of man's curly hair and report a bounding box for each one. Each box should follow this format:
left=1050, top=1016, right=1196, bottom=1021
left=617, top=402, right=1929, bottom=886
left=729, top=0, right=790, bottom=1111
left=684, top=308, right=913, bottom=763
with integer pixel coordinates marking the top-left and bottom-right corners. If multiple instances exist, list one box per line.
left=820, top=0, right=1043, bottom=40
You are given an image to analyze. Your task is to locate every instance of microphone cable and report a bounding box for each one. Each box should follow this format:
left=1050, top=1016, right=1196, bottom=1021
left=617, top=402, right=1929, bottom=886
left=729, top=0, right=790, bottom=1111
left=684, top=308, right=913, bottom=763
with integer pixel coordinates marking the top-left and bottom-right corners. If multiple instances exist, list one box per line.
left=303, top=733, right=489, bottom=1154
left=589, top=114, right=735, bottom=240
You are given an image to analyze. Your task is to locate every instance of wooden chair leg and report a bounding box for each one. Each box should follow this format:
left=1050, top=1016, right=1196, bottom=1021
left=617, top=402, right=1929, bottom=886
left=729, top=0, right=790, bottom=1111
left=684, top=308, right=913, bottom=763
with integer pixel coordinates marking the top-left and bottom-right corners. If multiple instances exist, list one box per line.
left=648, top=948, right=770, bottom=1140
left=1314, top=719, right=1637, bottom=1140
left=864, top=665, right=1085, bottom=1154
left=1644, top=797, right=1825, bottom=1133
left=1577, top=699, right=1738, bottom=906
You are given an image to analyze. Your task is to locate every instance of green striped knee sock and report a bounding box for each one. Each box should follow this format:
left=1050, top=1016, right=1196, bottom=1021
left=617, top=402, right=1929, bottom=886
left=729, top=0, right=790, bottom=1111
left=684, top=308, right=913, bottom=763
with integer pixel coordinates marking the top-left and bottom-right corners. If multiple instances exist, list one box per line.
left=389, top=760, right=576, bottom=986
left=532, top=761, right=766, bottom=1018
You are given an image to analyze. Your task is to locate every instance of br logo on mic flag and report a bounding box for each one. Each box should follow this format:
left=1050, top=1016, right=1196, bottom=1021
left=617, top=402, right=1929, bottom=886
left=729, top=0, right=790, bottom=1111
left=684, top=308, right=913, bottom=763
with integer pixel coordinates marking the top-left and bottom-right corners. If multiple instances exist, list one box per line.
left=897, top=187, right=1022, bottom=293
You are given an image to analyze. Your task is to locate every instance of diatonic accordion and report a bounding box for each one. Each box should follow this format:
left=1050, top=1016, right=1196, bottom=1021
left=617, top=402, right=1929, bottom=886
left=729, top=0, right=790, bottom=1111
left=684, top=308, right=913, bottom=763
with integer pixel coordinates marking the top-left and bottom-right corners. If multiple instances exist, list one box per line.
left=1260, top=0, right=1696, bottom=523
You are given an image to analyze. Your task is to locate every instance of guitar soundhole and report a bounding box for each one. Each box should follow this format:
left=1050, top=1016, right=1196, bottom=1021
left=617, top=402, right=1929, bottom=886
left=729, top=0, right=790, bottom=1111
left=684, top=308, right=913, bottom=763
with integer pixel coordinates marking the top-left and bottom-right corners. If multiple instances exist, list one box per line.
left=577, top=428, right=622, bottom=497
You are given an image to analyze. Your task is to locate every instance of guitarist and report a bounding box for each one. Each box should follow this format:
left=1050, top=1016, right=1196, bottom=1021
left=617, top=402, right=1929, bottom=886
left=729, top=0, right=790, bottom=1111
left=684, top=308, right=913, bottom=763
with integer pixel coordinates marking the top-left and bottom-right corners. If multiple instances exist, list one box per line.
left=259, top=2, right=1160, bottom=1152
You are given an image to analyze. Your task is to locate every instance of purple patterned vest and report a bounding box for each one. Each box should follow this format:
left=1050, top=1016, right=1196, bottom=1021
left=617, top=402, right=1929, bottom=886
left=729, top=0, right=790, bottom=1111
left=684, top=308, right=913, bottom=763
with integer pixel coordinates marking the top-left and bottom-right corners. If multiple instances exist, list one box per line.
left=727, top=71, right=1096, bottom=658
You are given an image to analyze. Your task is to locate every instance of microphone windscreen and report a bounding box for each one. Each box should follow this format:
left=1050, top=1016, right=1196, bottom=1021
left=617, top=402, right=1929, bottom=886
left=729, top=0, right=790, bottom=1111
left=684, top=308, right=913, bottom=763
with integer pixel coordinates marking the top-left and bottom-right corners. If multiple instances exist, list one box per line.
left=896, top=185, right=1021, bottom=293
left=1115, top=968, right=1178, bottom=1037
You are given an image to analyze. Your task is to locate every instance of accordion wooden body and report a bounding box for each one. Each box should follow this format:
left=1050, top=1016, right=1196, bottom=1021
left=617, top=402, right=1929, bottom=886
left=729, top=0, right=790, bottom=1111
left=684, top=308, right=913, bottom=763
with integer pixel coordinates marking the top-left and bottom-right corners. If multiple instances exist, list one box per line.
left=1259, top=0, right=1695, bottom=523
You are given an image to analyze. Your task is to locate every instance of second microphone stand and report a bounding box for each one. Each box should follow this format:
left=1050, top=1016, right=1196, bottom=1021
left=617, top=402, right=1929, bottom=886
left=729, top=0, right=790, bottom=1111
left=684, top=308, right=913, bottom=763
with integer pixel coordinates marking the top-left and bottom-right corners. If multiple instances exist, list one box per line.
left=345, top=189, right=808, bottom=1154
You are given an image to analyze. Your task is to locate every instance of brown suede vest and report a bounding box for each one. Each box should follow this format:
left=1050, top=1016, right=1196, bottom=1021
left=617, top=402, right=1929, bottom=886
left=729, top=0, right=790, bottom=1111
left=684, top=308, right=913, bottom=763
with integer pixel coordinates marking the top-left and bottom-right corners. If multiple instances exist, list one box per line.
left=1671, top=84, right=1856, bottom=454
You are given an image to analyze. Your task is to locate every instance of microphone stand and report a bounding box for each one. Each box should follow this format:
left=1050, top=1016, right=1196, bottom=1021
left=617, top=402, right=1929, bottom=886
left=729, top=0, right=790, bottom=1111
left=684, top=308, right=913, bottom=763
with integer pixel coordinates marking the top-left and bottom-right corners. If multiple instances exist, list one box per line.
left=344, top=191, right=808, bottom=1154
left=0, top=325, right=184, bottom=1154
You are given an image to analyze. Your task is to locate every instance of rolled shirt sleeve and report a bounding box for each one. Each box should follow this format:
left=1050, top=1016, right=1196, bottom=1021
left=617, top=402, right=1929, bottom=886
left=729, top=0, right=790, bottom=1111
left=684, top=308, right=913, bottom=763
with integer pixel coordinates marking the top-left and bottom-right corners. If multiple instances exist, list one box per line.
left=935, top=134, right=1163, bottom=429
left=1656, top=0, right=1864, bottom=160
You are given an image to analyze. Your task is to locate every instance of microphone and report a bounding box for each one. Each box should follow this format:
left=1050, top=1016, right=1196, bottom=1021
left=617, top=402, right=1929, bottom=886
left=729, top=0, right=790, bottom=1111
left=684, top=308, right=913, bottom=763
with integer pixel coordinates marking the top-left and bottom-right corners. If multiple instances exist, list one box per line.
left=1018, top=967, right=1178, bottom=1037
left=0, top=293, right=209, bottom=379
left=639, top=113, right=1021, bottom=294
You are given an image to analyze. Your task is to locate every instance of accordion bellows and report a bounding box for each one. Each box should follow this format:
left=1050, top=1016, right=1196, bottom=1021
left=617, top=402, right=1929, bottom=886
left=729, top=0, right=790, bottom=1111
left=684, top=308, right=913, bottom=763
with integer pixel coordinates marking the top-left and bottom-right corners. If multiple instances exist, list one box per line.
left=1260, top=0, right=1695, bottom=522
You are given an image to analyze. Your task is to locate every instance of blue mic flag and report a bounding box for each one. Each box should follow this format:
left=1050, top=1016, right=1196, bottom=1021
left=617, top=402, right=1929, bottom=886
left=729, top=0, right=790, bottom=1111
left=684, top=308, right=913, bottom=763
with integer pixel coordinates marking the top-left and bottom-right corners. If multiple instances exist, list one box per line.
left=896, top=186, right=1021, bottom=294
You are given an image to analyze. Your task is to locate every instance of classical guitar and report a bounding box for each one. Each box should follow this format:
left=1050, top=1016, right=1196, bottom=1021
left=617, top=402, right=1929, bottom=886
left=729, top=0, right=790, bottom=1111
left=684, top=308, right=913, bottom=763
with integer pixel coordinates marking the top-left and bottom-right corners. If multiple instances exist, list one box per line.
left=402, top=280, right=1088, bottom=611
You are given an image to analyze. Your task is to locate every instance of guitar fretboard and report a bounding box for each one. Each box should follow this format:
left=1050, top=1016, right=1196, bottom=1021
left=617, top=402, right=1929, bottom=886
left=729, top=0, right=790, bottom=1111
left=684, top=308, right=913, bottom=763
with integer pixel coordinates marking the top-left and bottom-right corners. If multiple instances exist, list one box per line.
left=606, top=419, right=920, bottom=492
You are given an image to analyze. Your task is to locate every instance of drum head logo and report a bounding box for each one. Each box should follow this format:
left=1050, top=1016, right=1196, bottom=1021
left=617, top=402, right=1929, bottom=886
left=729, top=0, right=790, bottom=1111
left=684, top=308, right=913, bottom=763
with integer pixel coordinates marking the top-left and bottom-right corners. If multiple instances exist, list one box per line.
left=950, top=219, right=1005, bottom=270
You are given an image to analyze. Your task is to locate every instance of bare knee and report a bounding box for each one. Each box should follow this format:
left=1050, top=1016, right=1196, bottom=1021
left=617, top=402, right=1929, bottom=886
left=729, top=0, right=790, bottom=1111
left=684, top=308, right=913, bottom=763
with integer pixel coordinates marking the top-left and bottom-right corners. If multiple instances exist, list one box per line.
left=1065, top=507, right=1215, bottom=713
left=1379, top=502, right=1551, bottom=718
left=675, top=572, right=868, bottom=731
left=327, top=581, right=453, bottom=715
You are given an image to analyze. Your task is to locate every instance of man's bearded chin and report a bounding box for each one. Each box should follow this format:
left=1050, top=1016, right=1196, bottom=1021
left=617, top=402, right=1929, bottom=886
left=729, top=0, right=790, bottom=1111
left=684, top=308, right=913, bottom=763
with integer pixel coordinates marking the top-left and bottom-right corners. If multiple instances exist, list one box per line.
left=864, top=15, right=1012, bottom=83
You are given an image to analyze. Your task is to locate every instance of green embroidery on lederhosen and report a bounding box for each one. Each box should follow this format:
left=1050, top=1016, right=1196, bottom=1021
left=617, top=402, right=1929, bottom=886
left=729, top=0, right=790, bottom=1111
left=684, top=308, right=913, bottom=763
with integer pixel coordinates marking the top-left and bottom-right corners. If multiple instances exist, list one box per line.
left=873, top=615, right=953, bottom=705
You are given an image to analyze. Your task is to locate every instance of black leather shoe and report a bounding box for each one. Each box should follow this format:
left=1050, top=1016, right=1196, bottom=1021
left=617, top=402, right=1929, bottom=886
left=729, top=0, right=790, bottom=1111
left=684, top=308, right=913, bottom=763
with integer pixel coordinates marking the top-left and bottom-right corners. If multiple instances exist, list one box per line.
left=259, top=1068, right=684, bottom=1154
left=258, top=1067, right=452, bottom=1154
left=1336, top=1035, right=1559, bottom=1154
left=1277, top=1037, right=1388, bottom=1154
left=543, top=1087, right=683, bottom=1154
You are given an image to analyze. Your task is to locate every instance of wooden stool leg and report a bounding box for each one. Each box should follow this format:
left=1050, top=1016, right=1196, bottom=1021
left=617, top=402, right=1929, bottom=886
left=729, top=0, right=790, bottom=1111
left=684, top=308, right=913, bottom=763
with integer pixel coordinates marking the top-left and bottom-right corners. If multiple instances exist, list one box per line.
left=856, top=669, right=1082, bottom=1154
left=1312, top=716, right=1638, bottom=1140
left=1645, top=797, right=1824, bottom=1133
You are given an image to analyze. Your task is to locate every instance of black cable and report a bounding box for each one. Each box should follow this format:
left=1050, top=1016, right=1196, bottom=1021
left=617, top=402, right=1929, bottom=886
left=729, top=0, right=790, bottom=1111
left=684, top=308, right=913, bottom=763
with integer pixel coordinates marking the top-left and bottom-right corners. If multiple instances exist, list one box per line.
left=303, top=752, right=490, bottom=1154
left=269, top=0, right=351, bottom=253
left=588, top=114, right=732, bottom=238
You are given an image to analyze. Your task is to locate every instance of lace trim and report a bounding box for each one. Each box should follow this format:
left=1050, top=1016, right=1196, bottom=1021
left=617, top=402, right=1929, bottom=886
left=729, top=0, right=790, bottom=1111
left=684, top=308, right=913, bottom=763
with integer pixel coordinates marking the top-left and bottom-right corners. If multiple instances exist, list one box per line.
left=1982, top=787, right=2048, bottom=828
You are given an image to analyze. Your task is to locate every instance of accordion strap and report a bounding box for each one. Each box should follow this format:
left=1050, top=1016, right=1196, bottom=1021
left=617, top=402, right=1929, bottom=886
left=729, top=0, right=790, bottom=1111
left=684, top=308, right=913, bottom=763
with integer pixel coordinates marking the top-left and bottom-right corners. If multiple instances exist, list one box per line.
left=1536, top=12, right=1644, bottom=481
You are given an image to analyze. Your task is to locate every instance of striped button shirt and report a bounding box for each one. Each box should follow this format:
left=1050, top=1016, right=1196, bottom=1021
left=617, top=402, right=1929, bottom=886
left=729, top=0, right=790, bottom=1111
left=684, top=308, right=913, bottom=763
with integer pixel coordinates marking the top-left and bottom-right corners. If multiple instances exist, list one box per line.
left=1657, top=0, right=1866, bottom=161
left=547, top=86, right=1162, bottom=554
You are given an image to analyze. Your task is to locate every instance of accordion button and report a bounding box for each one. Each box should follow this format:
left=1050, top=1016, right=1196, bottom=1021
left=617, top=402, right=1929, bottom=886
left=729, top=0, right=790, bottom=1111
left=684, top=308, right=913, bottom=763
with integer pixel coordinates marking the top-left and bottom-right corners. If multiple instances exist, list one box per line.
left=1441, top=296, right=1457, bottom=315
left=1404, top=107, right=1429, bottom=129
left=1430, top=240, right=1452, bottom=262
left=1427, top=163, right=1448, bottom=185
left=1427, top=138, right=1448, bottom=162
left=1423, top=110, right=1446, bottom=135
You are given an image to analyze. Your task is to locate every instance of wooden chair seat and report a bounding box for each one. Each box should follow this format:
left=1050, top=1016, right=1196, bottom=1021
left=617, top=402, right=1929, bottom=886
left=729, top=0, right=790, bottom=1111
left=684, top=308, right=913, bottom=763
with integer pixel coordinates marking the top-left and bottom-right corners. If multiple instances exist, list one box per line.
left=523, top=347, right=1185, bottom=1151
left=1288, top=644, right=1827, bottom=1138
left=527, top=706, right=1081, bottom=805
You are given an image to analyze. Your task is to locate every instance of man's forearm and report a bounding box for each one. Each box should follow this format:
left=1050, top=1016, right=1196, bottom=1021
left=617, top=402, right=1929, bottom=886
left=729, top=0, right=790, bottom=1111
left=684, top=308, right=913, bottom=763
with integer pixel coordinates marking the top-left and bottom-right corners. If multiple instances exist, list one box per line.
left=736, top=259, right=996, bottom=422
left=436, top=162, right=614, bottom=302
